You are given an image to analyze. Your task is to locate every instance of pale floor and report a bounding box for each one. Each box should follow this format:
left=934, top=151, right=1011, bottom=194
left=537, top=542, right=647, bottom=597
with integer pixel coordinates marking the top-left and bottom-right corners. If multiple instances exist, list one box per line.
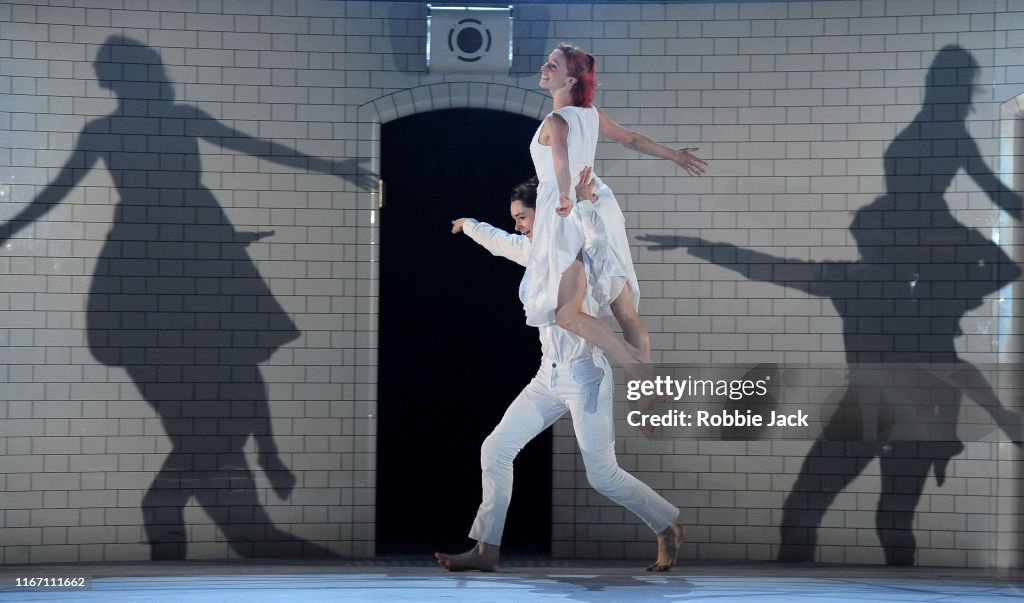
left=0, top=557, right=1021, bottom=602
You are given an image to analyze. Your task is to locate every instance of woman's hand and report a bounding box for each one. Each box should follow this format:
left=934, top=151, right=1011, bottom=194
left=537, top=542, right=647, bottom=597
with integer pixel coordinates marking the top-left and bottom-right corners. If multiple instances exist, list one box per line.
left=575, top=166, right=599, bottom=203
left=556, top=193, right=573, bottom=217
left=451, top=218, right=468, bottom=234
left=672, top=147, right=708, bottom=176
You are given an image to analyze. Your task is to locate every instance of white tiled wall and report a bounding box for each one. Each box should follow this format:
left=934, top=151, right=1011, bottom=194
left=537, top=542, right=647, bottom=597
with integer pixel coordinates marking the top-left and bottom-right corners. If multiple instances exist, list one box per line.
left=1, top=0, right=1021, bottom=567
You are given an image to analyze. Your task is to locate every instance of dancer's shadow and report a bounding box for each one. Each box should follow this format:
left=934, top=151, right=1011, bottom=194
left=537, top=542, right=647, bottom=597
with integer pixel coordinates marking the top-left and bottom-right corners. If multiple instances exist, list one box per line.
left=640, top=45, right=1022, bottom=565
left=0, top=36, right=366, bottom=559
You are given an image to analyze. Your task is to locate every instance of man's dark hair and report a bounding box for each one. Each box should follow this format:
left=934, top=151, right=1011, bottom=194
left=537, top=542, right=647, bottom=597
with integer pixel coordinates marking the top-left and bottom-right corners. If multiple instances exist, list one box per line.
left=510, top=176, right=538, bottom=209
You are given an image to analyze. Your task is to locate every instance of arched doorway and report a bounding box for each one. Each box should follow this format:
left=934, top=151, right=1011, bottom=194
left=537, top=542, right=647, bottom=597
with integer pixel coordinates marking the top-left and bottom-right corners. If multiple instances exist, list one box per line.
left=375, top=108, right=551, bottom=554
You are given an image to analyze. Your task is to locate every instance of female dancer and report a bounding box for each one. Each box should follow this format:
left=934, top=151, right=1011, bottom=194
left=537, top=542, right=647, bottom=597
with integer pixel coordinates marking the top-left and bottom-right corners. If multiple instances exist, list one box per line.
left=523, top=43, right=706, bottom=375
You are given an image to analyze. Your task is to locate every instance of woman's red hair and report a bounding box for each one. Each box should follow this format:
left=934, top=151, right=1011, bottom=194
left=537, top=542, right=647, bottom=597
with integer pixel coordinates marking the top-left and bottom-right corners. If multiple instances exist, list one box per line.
left=557, top=43, right=596, bottom=108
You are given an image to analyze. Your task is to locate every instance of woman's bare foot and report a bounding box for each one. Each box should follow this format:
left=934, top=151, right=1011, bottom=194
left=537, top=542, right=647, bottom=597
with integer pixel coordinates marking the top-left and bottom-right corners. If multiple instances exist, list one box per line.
left=434, top=541, right=500, bottom=572
left=646, top=522, right=686, bottom=571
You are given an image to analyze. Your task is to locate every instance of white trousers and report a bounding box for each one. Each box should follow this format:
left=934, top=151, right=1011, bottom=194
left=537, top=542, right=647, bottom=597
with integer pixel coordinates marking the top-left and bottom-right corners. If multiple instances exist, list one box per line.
left=469, top=354, right=679, bottom=545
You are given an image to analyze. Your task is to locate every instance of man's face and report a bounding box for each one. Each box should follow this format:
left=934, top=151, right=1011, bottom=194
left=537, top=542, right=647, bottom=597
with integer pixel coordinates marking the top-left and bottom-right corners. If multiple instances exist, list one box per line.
left=510, top=200, right=535, bottom=241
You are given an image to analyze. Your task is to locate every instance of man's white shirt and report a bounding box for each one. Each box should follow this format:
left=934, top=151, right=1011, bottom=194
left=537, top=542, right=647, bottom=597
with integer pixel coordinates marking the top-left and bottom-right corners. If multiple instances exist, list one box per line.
left=463, top=219, right=602, bottom=364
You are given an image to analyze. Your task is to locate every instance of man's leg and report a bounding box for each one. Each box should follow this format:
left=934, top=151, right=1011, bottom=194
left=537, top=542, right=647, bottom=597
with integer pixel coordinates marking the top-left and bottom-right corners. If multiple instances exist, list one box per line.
left=565, top=360, right=684, bottom=571
left=436, top=369, right=565, bottom=571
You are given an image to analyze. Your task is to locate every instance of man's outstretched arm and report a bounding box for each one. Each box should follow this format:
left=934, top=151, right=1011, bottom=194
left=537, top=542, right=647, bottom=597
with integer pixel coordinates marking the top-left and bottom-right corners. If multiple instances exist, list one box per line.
left=452, top=218, right=529, bottom=267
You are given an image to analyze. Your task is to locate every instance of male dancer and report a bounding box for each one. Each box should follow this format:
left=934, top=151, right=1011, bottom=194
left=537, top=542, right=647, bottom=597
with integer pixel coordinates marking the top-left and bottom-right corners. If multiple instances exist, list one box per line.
left=436, top=174, right=685, bottom=572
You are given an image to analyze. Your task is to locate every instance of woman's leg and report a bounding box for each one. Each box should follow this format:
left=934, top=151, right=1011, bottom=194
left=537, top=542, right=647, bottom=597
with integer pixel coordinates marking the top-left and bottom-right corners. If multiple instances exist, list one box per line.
left=554, top=258, right=648, bottom=376
left=610, top=284, right=651, bottom=363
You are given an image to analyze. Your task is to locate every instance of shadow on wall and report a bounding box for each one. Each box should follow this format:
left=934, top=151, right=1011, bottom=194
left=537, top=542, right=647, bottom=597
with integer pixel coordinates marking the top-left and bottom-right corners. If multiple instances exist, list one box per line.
left=641, top=45, right=1023, bottom=565
left=0, top=36, right=367, bottom=559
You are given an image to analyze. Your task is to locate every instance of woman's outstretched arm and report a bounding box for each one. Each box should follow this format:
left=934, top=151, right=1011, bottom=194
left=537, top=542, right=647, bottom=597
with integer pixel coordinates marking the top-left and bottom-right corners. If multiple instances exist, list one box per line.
left=596, top=107, right=707, bottom=176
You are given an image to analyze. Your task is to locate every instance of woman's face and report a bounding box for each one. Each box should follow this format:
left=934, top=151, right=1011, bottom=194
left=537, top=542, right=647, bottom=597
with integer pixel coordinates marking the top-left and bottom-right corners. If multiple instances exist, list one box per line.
left=539, top=49, right=573, bottom=92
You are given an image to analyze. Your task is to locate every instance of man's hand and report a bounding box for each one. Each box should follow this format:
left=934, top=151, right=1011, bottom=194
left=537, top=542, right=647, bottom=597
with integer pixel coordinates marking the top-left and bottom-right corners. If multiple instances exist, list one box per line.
left=672, top=147, right=707, bottom=176
left=451, top=218, right=468, bottom=234
left=575, top=166, right=598, bottom=204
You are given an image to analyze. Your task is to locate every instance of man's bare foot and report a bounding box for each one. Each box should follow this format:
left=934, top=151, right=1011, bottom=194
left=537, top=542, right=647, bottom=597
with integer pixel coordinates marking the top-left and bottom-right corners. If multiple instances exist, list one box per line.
left=434, top=541, right=499, bottom=572
left=646, top=522, right=686, bottom=572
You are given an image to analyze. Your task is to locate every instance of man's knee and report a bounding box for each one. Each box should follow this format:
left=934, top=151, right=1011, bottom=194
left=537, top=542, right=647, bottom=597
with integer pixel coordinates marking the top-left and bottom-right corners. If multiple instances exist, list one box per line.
left=480, top=432, right=517, bottom=470
left=584, top=461, right=622, bottom=495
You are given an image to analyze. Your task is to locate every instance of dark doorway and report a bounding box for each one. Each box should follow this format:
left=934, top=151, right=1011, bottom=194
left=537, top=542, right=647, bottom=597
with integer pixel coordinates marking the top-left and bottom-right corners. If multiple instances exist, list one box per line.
left=377, top=108, right=550, bottom=554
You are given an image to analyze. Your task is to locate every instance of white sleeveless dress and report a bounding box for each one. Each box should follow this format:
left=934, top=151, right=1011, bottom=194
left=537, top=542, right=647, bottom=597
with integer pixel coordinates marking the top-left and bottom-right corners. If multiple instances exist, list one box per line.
left=519, top=105, right=640, bottom=326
